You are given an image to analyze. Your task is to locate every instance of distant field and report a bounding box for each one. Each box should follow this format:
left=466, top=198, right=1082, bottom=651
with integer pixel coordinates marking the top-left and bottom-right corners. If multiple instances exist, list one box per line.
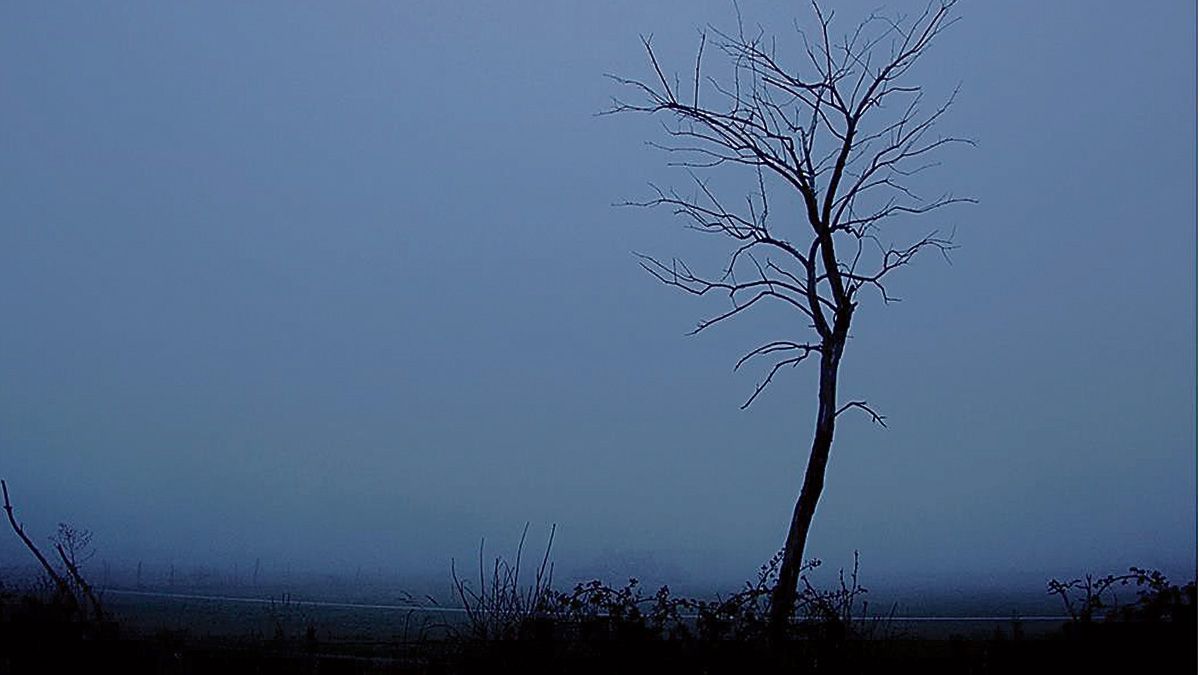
left=100, top=586, right=1070, bottom=642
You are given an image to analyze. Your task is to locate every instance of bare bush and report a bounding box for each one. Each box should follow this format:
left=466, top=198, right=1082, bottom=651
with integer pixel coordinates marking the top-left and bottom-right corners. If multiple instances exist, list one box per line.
left=448, top=529, right=882, bottom=644
left=1048, top=567, right=1197, bottom=626
left=50, top=522, right=103, bottom=621
left=450, top=523, right=558, bottom=640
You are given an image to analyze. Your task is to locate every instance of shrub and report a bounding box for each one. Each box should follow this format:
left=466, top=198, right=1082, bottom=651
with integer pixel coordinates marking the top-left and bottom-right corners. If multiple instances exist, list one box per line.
left=448, top=525, right=881, bottom=644
left=1047, top=566, right=1196, bottom=626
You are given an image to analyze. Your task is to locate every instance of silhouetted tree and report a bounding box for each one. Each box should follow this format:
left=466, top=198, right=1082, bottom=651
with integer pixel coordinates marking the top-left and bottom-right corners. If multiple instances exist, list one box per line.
left=609, top=0, right=971, bottom=638
left=1, top=480, right=75, bottom=609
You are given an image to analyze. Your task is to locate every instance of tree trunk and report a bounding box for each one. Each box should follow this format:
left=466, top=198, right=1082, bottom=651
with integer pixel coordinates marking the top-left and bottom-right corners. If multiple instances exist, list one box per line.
left=768, top=336, right=845, bottom=640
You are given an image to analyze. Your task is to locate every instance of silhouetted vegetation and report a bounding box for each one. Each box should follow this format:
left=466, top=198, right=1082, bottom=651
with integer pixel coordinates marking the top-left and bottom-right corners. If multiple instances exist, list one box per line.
left=1, top=504, right=1195, bottom=673
left=1048, top=566, right=1196, bottom=629
left=446, top=528, right=887, bottom=646
left=1, top=480, right=119, bottom=672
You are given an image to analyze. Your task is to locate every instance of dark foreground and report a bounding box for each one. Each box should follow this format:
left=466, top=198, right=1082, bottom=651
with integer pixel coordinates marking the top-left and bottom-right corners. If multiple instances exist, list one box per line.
left=3, top=556, right=1196, bottom=674
left=0, top=608, right=1194, bottom=674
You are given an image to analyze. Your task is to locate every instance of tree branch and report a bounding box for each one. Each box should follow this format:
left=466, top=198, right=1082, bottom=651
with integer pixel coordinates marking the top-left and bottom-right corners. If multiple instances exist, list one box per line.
left=835, top=400, right=887, bottom=427
left=612, top=0, right=969, bottom=405
left=1, top=479, right=76, bottom=606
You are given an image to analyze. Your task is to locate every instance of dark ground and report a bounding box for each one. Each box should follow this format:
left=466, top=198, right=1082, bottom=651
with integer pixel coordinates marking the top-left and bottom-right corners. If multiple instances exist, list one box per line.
left=0, top=595, right=1194, bottom=674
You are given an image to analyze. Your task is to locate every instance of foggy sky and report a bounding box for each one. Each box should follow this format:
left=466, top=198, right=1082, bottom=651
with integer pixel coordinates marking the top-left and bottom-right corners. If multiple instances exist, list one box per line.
left=1, top=1, right=1195, bottom=590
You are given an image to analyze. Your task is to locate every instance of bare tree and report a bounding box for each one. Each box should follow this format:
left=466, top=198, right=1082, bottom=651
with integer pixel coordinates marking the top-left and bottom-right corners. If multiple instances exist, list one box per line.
left=1, top=480, right=105, bottom=621
left=608, top=0, right=971, bottom=637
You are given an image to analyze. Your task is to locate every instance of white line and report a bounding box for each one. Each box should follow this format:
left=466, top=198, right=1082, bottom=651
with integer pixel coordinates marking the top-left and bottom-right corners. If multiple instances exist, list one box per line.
left=104, top=588, right=464, bottom=613
left=102, top=588, right=1070, bottom=621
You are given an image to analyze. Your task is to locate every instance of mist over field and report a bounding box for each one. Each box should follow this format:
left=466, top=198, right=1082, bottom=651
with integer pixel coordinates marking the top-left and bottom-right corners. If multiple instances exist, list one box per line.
left=0, top=0, right=1194, bottom=608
